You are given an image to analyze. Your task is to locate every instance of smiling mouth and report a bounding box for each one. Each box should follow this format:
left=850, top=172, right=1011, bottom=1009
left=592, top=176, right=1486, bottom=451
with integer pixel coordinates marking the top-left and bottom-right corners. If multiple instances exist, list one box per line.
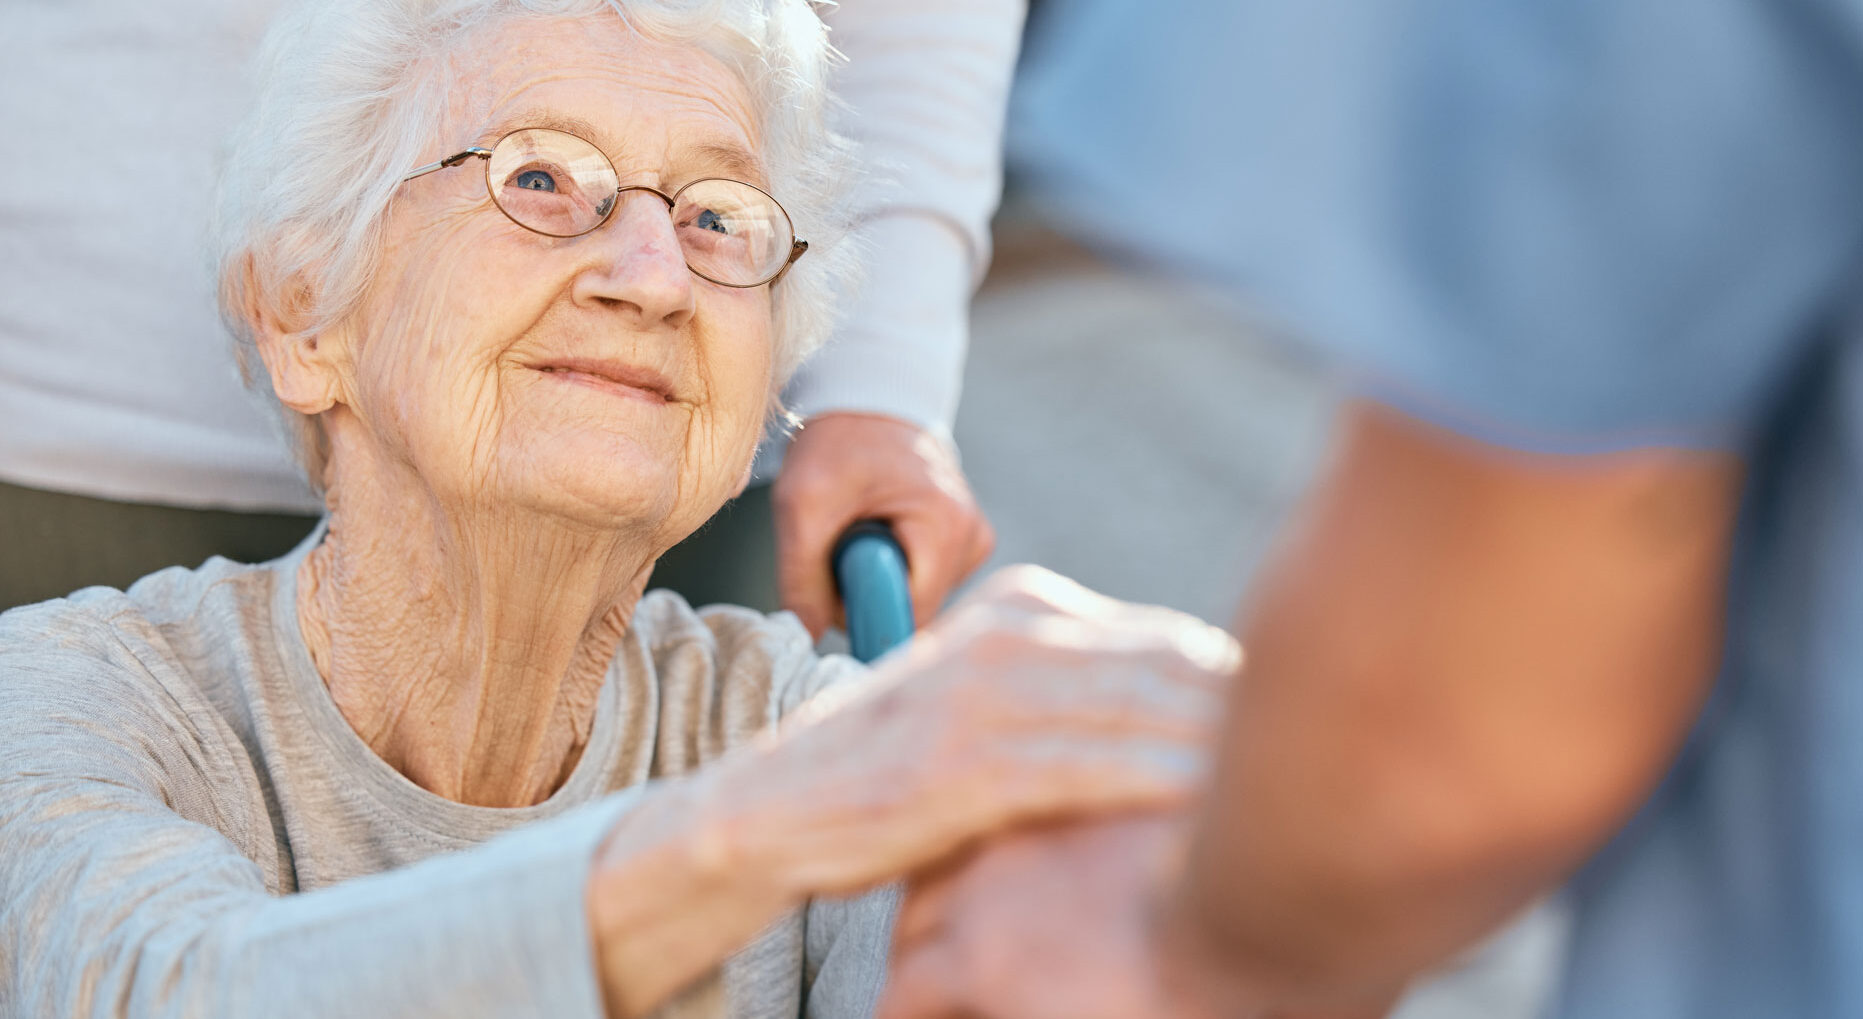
left=531, top=361, right=678, bottom=404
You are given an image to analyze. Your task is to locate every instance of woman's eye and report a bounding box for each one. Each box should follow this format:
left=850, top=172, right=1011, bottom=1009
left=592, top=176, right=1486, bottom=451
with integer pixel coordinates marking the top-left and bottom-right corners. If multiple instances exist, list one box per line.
left=512, top=169, right=558, bottom=192
left=694, top=208, right=731, bottom=234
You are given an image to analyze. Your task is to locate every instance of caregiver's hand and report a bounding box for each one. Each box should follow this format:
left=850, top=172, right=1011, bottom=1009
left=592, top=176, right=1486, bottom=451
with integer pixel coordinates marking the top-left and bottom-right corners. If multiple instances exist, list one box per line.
left=774, top=412, right=995, bottom=637
left=586, top=566, right=1237, bottom=1017
left=882, top=814, right=1214, bottom=1019
left=881, top=816, right=1403, bottom=1019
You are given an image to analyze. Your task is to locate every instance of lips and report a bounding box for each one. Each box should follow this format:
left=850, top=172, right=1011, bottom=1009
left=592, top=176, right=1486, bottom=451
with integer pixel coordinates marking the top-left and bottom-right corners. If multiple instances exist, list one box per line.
left=529, top=358, right=678, bottom=403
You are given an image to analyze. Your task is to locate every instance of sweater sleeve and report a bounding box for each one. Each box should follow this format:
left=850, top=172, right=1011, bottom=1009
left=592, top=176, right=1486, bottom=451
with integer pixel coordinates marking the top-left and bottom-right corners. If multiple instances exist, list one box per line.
left=785, top=0, right=1028, bottom=436
left=802, top=886, right=902, bottom=1019
left=0, top=619, right=630, bottom=1019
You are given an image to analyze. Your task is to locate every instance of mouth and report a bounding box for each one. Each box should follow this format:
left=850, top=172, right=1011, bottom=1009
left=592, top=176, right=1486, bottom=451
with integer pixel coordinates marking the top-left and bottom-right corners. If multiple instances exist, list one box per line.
left=528, top=358, right=679, bottom=404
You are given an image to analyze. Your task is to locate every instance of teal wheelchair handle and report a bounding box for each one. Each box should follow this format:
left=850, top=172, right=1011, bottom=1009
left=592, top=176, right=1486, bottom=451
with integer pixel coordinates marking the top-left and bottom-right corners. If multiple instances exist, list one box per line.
left=832, top=520, right=915, bottom=663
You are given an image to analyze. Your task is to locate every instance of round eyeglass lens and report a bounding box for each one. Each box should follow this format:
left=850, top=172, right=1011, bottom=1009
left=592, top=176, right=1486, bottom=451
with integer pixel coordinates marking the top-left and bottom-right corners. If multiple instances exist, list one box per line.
left=672, top=179, right=794, bottom=286
left=485, top=128, right=619, bottom=237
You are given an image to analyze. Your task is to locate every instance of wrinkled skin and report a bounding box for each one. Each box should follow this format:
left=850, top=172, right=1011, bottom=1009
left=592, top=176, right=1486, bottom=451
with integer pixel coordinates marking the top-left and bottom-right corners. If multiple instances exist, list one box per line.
left=256, top=19, right=774, bottom=807
left=247, top=14, right=1237, bottom=1018
left=590, top=565, right=1236, bottom=1017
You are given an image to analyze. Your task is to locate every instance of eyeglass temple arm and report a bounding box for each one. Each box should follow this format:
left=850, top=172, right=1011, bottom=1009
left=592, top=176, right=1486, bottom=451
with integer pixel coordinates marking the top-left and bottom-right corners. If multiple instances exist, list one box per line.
left=769, top=239, right=810, bottom=285
left=401, top=147, right=494, bottom=183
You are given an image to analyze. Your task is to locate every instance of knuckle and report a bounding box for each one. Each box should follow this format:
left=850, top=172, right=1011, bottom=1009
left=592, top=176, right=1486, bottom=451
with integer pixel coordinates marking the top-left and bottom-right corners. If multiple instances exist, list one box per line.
left=962, top=622, right=1047, bottom=665
left=976, top=563, right=1065, bottom=609
left=972, top=519, right=998, bottom=561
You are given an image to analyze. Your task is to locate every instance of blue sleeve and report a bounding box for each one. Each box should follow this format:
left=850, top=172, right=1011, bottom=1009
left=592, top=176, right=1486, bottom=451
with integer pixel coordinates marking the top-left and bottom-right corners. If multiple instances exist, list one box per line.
left=1018, top=0, right=1863, bottom=452
left=1235, top=0, right=1863, bottom=451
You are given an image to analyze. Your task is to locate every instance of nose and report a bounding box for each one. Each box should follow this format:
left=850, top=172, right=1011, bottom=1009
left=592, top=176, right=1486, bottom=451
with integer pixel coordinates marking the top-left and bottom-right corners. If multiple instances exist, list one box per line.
left=570, top=189, right=695, bottom=329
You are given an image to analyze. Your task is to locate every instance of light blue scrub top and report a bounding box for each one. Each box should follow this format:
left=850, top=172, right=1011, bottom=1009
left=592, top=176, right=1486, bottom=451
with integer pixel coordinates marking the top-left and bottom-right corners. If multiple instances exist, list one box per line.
left=1013, top=1, right=1863, bottom=1014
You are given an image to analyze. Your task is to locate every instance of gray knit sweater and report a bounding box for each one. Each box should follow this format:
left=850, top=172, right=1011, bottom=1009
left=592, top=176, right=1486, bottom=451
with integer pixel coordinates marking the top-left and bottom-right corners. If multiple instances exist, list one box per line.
left=0, top=531, right=893, bottom=1017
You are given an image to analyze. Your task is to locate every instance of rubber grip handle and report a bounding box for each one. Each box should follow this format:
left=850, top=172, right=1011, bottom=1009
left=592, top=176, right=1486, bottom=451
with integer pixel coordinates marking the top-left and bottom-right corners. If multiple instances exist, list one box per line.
left=832, top=520, right=915, bottom=663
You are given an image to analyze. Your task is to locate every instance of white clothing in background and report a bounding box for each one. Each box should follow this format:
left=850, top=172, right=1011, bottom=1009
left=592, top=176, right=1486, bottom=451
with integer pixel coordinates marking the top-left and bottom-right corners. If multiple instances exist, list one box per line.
left=0, top=0, right=1022, bottom=512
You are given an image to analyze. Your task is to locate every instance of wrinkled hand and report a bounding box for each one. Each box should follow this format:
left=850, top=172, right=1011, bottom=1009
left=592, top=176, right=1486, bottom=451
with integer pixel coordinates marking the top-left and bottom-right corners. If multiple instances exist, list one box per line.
left=587, top=569, right=1237, bottom=1019
left=880, top=814, right=1224, bottom=1019
left=773, top=412, right=995, bottom=637
left=698, top=565, right=1238, bottom=900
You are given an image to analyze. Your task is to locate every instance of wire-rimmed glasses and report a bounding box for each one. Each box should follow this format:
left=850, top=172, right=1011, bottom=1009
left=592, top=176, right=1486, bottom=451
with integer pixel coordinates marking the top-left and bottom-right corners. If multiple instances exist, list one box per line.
left=401, top=127, right=808, bottom=288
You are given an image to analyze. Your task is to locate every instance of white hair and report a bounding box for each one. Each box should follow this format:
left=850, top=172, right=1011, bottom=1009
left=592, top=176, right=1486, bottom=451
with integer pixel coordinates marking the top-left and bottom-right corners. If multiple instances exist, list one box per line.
left=213, top=0, right=857, bottom=483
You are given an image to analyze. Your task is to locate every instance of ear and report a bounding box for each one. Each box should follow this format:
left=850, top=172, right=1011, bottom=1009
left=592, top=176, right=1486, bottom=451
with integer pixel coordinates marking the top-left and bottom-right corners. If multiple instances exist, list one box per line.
left=239, top=253, right=343, bottom=416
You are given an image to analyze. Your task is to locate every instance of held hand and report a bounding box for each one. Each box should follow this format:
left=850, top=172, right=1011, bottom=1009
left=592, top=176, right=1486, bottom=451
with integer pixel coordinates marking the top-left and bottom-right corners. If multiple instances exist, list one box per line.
left=586, top=568, right=1237, bottom=1018
left=880, top=814, right=1407, bottom=1019
left=880, top=815, right=1222, bottom=1019
left=773, top=412, right=995, bottom=637
left=704, top=565, right=1238, bottom=899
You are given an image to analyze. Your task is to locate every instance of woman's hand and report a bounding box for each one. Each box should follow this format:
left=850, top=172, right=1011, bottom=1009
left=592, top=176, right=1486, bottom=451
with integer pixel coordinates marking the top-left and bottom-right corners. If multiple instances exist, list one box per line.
left=585, top=565, right=1238, bottom=1017
left=716, top=564, right=1237, bottom=896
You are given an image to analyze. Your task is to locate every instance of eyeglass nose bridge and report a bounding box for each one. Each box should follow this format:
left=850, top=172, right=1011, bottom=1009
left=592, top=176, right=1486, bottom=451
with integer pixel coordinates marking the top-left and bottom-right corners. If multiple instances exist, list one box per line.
left=593, top=184, right=676, bottom=224
left=616, top=184, right=677, bottom=209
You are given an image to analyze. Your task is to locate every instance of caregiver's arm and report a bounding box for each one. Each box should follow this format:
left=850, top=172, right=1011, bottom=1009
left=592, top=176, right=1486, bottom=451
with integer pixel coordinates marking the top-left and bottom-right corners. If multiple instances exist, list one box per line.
left=879, top=401, right=1745, bottom=1019
left=774, top=0, right=1025, bottom=636
left=1167, top=401, right=1743, bottom=1011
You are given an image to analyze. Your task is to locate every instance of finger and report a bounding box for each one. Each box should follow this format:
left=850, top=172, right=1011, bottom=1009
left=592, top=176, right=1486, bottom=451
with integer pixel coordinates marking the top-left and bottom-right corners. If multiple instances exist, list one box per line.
left=1005, top=610, right=1243, bottom=681
left=946, top=613, right=1236, bottom=697
left=985, top=675, right=1223, bottom=742
left=892, top=837, right=986, bottom=944
left=773, top=479, right=860, bottom=639
left=893, top=510, right=972, bottom=629
left=958, top=563, right=1097, bottom=617
left=892, top=755, right=1203, bottom=870
left=965, top=513, right=998, bottom=576
left=879, top=938, right=967, bottom=1019
left=958, top=566, right=1236, bottom=659
left=985, top=741, right=1209, bottom=819
left=892, top=872, right=961, bottom=948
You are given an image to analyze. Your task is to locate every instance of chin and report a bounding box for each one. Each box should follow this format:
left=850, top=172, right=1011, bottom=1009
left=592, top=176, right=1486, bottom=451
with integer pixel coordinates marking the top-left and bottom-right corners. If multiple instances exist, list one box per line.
left=492, top=436, right=685, bottom=532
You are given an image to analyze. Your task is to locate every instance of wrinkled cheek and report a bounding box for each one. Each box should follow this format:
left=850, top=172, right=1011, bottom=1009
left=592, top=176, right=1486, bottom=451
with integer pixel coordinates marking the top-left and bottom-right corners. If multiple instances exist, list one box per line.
left=359, top=339, right=507, bottom=503
left=682, top=372, right=769, bottom=510
left=327, top=214, right=523, bottom=503
left=453, top=370, right=513, bottom=494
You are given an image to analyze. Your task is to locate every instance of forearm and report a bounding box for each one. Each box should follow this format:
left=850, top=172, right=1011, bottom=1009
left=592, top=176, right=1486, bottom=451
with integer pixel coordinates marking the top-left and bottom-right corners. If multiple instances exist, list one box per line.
left=1160, top=406, right=1740, bottom=1010
left=790, top=0, right=1024, bottom=433
left=587, top=766, right=804, bottom=1018
left=6, top=786, right=628, bottom=1018
left=782, top=214, right=971, bottom=432
left=822, top=0, right=1024, bottom=266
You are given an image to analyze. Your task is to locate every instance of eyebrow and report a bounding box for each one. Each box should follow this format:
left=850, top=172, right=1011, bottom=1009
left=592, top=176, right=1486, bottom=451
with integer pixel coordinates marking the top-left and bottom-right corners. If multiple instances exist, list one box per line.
left=482, top=111, right=769, bottom=188
left=682, top=143, right=768, bottom=188
left=484, top=111, right=612, bottom=149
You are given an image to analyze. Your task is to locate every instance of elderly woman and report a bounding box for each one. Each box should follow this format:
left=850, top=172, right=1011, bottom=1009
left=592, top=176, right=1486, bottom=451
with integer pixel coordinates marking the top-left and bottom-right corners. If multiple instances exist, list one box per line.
left=0, top=0, right=1235, bottom=1016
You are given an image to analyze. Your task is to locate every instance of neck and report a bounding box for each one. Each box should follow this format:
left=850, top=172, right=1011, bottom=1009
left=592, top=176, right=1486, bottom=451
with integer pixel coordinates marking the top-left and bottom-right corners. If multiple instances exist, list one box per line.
left=298, top=446, right=654, bottom=808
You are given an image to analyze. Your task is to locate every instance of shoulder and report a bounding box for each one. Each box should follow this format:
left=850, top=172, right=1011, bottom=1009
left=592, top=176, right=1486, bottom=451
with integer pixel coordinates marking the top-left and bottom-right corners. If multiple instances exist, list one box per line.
left=0, top=557, right=273, bottom=692
left=0, top=559, right=277, bottom=809
left=630, top=589, right=868, bottom=722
